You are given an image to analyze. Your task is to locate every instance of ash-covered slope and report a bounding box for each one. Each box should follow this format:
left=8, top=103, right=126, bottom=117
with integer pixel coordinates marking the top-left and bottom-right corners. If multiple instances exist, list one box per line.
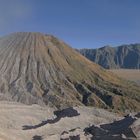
left=78, top=44, right=140, bottom=69
left=0, top=32, right=140, bottom=112
left=0, top=101, right=139, bottom=140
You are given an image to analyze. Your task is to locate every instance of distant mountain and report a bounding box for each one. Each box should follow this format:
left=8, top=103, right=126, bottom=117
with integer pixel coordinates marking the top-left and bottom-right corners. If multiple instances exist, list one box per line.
left=78, top=44, right=140, bottom=69
left=0, top=32, right=140, bottom=112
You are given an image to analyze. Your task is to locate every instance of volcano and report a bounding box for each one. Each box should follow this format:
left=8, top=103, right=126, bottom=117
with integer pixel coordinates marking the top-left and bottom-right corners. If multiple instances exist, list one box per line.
left=0, top=32, right=139, bottom=112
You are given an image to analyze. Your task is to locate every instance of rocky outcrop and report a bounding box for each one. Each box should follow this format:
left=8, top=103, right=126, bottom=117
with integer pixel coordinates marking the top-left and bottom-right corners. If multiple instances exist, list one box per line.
left=84, top=113, right=140, bottom=140
left=0, top=32, right=140, bottom=112
left=78, top=44, right=140, bottom=69
left=0, top=101, right=139, bottom=140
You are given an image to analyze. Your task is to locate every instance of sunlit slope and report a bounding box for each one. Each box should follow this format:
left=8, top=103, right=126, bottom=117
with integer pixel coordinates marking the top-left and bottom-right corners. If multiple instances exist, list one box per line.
left=0, top=32, right=139, bottom=112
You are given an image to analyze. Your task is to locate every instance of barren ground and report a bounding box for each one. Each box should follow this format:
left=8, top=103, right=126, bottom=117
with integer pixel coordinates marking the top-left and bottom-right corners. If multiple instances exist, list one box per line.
left=0, top=101, right=120, bottom=140
left=109, top=69, right=140, bottom=85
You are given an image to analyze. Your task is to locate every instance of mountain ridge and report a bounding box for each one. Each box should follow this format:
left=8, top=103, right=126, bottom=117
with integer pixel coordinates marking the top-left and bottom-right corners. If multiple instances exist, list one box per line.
left=78, top=44, right=140, bottom=69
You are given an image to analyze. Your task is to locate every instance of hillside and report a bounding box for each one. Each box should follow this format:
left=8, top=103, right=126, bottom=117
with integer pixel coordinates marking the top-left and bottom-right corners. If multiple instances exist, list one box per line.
left=0, top=32, right=140, bottom=112
left=78, top=44, right=140, bottom=69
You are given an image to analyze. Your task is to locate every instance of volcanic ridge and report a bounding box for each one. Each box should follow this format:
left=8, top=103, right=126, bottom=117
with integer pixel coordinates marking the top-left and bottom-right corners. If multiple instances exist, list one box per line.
left=0, top=32, right=139, bottom=112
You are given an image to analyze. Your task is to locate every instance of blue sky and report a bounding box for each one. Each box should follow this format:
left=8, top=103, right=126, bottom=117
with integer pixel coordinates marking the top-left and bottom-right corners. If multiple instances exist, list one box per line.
left=0, top=0, right=140, bottom=48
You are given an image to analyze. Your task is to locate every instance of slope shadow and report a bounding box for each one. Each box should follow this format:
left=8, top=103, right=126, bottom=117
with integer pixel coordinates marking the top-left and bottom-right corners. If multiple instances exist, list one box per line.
left=32, top=135, right=43, bottom=140
left=61, top=135, right=80, bottom=140
left=84, top=115, right=137, bottom=139
left=100, top=115, right=136, bottom=137
left=22, top=107, right=80, bottom=130
left=135, top=112, right=140, bottom=118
